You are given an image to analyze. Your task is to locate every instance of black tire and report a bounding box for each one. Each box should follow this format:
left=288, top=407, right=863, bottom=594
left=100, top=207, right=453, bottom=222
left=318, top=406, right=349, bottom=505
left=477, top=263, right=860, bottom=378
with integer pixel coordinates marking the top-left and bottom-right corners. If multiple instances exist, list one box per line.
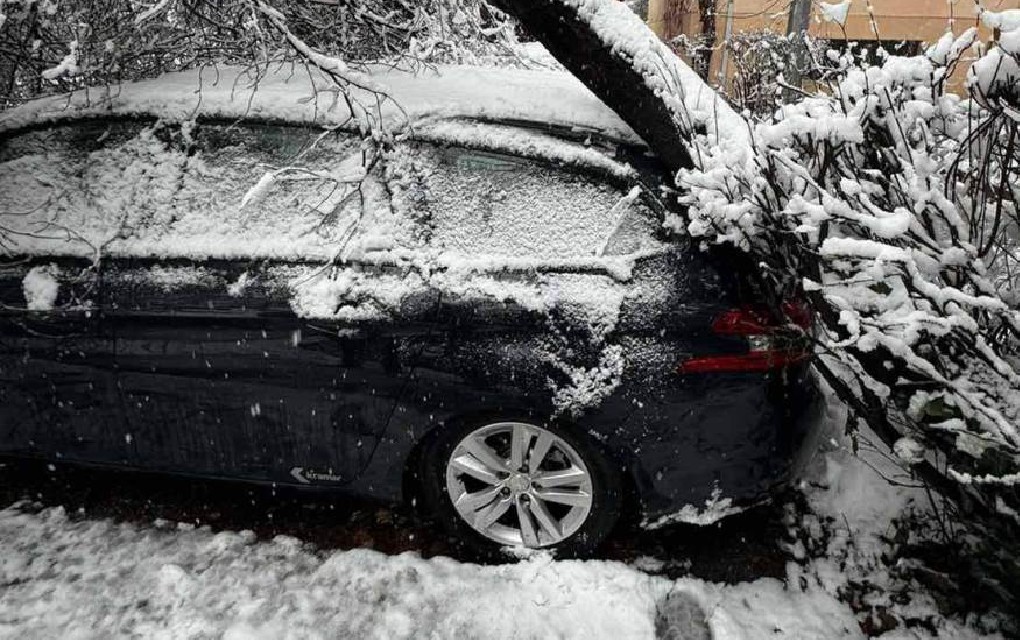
left=418, top=416, right=623, bottom=558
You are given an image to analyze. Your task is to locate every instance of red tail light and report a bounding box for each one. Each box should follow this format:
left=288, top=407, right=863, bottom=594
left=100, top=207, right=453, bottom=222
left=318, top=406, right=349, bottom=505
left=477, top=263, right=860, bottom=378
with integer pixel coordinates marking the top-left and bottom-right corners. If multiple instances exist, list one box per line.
left=678, top=302, right=812, bottom=374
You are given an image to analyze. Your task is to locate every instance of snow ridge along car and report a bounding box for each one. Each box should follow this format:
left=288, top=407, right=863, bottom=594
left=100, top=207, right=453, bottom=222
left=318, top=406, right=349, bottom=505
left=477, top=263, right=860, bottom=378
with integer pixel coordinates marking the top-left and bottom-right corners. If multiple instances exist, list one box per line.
left=0, top=64, right=822, bottom=554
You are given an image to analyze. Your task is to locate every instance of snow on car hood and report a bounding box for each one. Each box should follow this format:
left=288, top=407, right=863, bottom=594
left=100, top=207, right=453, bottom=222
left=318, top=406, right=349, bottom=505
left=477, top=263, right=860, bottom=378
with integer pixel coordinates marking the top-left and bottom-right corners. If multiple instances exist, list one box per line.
left=0, top=64, right=643, bottom=144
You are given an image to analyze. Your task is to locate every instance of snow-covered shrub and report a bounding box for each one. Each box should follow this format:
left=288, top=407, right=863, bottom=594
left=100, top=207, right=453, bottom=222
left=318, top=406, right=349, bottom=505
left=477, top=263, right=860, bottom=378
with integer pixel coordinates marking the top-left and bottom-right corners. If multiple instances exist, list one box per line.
left=677, top=23, right=1020, bottom=608
left=714, top=31, right=833, bottom=118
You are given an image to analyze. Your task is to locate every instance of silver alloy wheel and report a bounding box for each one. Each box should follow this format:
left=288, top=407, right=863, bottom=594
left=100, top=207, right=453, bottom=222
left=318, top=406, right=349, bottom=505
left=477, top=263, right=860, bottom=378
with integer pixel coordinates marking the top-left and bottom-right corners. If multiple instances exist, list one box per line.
left=444, top=421, right=594, bottom=548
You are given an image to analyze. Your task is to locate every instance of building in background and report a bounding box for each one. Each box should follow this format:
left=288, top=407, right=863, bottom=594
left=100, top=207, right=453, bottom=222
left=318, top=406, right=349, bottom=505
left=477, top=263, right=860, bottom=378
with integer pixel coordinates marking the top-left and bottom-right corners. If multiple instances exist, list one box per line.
left=646, top=0, right=1018, bottom=92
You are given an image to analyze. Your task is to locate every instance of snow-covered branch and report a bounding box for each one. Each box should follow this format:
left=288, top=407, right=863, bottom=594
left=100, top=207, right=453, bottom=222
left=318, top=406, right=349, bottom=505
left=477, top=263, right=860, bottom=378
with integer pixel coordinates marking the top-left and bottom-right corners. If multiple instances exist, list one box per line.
left=677, top=27, right=1020, bottom=514
left=0, top=0, right=522, bottom=110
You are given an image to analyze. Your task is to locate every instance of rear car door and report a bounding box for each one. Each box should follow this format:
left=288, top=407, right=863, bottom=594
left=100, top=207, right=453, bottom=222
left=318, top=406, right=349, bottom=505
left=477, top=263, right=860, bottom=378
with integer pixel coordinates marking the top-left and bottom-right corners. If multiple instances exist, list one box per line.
left=380, top=138, right=665, bottom=422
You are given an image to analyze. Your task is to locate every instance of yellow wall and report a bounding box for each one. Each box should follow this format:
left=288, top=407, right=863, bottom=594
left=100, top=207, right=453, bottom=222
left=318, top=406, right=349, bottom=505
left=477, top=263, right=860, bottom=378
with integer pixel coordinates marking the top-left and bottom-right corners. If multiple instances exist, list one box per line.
left=647, top=0, right=1020, bottom=93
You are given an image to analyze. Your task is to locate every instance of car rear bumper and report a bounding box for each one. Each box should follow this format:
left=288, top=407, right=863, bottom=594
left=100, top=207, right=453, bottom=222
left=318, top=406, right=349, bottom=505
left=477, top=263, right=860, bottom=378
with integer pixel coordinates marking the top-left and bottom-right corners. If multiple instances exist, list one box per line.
left=597, top=363, right=826, bottom=529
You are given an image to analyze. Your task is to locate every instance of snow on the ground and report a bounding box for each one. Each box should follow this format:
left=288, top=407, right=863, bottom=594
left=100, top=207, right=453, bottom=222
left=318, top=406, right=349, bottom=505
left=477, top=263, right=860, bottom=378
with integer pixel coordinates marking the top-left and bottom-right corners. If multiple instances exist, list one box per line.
left=801, top=390, right=924, bottom=557
left=0, top=505, right=860, bottom=640
left=0, top=391, right=1004, bottom=639
left=789, top=389, right=1007, bottom=639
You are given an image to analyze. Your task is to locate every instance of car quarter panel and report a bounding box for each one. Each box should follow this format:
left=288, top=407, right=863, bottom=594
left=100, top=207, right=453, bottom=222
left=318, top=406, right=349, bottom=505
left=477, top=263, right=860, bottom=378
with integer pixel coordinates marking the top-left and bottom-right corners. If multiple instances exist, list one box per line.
left=351, top=249, right=822, bottom=526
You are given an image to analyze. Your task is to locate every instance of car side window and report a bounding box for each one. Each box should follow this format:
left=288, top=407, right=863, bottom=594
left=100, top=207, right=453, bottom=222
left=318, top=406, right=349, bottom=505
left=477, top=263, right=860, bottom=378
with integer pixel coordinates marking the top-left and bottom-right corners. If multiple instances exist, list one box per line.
left=388, top=142, right=663, bottom=259
left=0, top=121, right=184, bottom=256
left=0, top=121, right=382, bottom=260
left=171, top=123, right=384, bottom=260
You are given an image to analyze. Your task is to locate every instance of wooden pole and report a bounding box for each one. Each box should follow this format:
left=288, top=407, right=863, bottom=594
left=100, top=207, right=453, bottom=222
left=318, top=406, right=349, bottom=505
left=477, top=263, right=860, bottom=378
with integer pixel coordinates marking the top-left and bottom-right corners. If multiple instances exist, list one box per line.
left=785, top=0, right=812, bottom=95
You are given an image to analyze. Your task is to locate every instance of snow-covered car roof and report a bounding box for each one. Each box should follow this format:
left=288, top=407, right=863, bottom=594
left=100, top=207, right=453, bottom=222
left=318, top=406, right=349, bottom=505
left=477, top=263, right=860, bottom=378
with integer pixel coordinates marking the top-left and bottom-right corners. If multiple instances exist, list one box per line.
left=0, top=64, right=643, bottom=144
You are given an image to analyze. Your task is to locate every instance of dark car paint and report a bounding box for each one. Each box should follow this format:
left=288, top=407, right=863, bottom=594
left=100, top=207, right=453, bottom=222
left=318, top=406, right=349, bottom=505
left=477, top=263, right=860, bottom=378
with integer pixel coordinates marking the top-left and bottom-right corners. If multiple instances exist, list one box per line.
left=102, top=256, right=425, bottom=483
left=0, top=259, right=126, bottom=462
left=0, top=119, right=823, bottom=527
left=0, top=247, right=820, bottom=526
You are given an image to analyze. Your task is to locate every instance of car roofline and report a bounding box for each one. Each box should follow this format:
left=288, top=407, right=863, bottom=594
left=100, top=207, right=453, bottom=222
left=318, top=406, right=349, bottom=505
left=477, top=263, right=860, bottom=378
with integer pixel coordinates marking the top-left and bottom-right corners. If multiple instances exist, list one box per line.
left=0, top=64, right=645, bottom=142
left=0, top=112, right=643, bottom=183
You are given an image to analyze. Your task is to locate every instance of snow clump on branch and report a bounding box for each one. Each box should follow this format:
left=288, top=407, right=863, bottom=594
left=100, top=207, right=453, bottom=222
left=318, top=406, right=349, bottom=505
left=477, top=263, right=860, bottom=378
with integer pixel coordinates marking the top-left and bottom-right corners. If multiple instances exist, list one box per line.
left=677, top=24, right=1020, bottom=518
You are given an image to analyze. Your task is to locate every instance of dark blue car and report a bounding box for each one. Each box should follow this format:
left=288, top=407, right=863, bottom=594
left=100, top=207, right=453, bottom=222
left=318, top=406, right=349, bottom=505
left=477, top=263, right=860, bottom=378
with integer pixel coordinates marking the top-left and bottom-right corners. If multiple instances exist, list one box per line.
left=0, top=64, right=822, bottom=553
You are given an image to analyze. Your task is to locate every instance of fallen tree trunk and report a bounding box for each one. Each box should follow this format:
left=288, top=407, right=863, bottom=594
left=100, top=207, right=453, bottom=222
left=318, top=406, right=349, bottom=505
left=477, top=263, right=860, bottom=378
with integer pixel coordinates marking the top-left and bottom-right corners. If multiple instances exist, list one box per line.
left=496, top=0, right=1020, bottom=611
left=493, top=0, right=723, bottom=173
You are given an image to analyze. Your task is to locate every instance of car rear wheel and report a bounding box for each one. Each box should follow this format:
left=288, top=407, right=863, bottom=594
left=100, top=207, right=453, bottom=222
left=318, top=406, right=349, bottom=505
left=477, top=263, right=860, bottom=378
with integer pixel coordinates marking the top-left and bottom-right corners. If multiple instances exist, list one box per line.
left=420, top=420, right=622, bottom=555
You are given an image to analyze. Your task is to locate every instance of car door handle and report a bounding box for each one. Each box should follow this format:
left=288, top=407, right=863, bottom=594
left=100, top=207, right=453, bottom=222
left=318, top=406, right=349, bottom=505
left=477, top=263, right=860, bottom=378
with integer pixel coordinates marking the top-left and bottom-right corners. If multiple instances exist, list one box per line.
left=302, top=322, right=364, bottom=340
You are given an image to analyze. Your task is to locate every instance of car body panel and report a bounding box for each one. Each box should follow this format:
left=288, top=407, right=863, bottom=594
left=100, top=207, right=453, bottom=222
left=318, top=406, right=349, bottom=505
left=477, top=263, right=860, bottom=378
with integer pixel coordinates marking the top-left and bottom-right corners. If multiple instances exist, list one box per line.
left=0, top=257, right=127, bottom=464
left=342, top=248, right=824, bottom=523
left=99, top=257, right=439, bottom=486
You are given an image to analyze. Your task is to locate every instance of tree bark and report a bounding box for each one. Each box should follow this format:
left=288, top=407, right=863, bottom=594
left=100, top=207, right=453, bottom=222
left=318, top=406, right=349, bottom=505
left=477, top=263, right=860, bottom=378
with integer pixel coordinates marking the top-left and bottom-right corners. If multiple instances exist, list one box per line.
left=786, top=0, right=811, bottom=38
left=694, top=0, right=717, bottom=80
left=784, top=0, right=812, bottom=95
left=493, top=0, right=1008, bottom=514
left=490, top=0, right=695, bottom=174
